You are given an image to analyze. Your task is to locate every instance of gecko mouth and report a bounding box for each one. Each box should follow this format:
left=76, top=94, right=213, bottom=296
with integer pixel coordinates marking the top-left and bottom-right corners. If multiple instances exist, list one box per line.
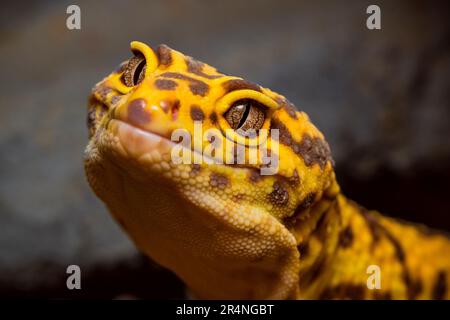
left=106, top=119, right=175, bottom=161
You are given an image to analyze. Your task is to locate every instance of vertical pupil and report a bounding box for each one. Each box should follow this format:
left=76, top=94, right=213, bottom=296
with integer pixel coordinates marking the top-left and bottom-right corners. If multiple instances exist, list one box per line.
left=133, top=60, right=146, bottom=85
left=237, top=102, right=250, bottom=128
left=225, top=99, right=265, bottom=132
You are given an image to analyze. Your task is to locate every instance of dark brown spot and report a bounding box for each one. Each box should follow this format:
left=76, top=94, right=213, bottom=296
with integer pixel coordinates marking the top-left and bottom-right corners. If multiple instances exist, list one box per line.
left=322, top=188, right=338, bottom=201
left=373, top=291, right=392, bottom=300
left=284, top=103, right=298, bottom=119
left=209, top=112, right=218, bottom=124
left=160, top=72, right=209, bottom=96
left=87, top=97, right=108, bottom=135
left=297, top=134, right=333, bottom=169
left=87, top=108, right=97, bottom=135
left=288, top=169, right=300, bottom=186
left=433, top=271, right=447, bottom=300
left=379, top=225, right=405, bottom=263
left=111, top=95, right=121, bottom=104
left=284, top=192, right=317, bottom=227
left=190, top=105, right=205, bottom=122
left=342, top=285, right=366, bottom=300
left=297, top=242, right=309, bottom=257
left=209, top=173, right=229, bottom=189
left=276, top=97, right=298, bottom=119
left=248, top=170, right=262, bottom=183
left=155, top=44, right=172, bottom=67
left=362, top=209, right=382, bottom=244
left=315, top=209, right=329, bottom=230
left=363, top=209, right=406, bottom=262
left=268, top=181, right=289, bottom=206
left=271, top=118, right=294, bottom=146
left=320, top=284, right=366, bottom=300
left=302, top=256, right=327, bottom=286
left=297, top=192, right=316, bottom=212
left=190, top=164, right=201, bottom=176
left=405, top=276, right=423, bottom=299
left=95, top=85, right=113, bottom=100
left=333, top=199, right=342, bottom=216
left=154, top=79, right=177, bottom=90
left=338, top=226, right=354, bottom=248
left=222, top=79, right=262, bottom=93
left=186, top=57, right=222, bottom=79
left=189, top=82, right=209, bottom=96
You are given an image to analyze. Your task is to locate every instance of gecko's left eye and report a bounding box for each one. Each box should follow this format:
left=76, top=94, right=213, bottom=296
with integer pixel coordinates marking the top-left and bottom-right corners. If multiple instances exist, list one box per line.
left=122, top=53, right=146, bottom=87
left=224, top=99, right=265, bottom=134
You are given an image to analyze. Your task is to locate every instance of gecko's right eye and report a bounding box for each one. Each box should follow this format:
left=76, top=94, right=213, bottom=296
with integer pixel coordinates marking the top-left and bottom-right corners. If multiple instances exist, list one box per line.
left=122, top=53, right=146, bottom=87
left=224, top=99, right=266, bottom=135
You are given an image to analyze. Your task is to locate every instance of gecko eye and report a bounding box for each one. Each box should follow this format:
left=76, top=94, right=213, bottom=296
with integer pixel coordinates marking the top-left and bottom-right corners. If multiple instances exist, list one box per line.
left=224, top=99, right=265, bottom=134
left=122, top=53, right=146, bottom=87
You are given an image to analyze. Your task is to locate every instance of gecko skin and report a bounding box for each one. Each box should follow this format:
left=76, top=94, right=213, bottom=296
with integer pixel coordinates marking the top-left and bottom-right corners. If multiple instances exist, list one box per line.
left=84, top=41, right=450, bottom=299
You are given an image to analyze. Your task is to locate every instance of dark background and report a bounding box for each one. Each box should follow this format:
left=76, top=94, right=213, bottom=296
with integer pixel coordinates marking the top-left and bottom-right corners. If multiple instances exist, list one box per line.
left=0, top=0, right=449, bottom=299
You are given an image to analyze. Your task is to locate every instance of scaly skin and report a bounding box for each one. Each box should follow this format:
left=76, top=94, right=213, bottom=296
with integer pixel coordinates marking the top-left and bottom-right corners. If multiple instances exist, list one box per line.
left=84, top=41, right=450, bottom=299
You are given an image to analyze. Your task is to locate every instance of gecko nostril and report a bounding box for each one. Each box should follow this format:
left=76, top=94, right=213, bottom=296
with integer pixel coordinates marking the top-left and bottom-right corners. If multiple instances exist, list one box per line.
left=159, top=99, right=180, bottom=121
left=190, top=105, right=205, bottom=122
left=159, top=100, right=171, bottom=113
left=171, top=100, right=180, bottom=121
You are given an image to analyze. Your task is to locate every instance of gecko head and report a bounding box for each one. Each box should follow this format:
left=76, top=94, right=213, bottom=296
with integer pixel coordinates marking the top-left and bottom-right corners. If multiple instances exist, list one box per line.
left=85, top=41, right=336, bottom=298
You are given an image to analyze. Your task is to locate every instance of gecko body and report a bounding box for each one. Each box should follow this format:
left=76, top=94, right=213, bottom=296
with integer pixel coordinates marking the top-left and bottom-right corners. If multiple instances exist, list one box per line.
left=85, top=41, right=450, bottom=299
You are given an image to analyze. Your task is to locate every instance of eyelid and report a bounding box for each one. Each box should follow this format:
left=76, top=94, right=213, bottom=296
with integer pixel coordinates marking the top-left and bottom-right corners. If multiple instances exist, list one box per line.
left=111, top=41, right=159, bottom=94
left=216, top=90, right=278, bottom=147
left=111, top=72, right=133, bottom=94
left=130, top=41, right=158, bottom=77
left=215, top=89, right=279, bottom=115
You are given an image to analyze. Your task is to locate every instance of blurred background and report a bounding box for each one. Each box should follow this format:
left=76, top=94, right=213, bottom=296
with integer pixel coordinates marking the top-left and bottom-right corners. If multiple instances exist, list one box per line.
left=0, top=0, right=449, bottom=299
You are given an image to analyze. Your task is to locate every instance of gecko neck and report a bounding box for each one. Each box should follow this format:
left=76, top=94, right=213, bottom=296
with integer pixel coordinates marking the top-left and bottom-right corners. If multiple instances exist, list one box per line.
left=292, top=176, right=399, bottom=299
left=289, top=177, right=359, bottom=298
